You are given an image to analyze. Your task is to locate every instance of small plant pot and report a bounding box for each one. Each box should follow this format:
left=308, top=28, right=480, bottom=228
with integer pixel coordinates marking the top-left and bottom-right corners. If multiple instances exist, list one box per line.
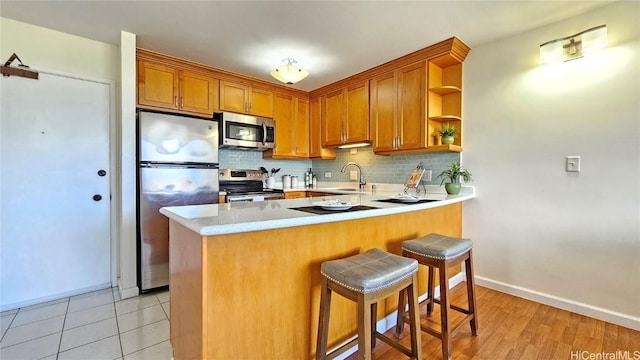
left=445, top=183, right=461, bottom=195
left=441, top=136, right=454, bottom=145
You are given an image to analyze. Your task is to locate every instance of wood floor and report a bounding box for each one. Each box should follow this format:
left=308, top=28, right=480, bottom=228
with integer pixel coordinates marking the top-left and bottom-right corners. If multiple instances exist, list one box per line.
left=345, top=284, right=640, bottom=360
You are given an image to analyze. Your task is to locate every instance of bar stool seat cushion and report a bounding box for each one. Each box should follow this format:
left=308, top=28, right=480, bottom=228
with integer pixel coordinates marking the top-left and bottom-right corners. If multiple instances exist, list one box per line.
left=403, top=233, right=472, bottom=260
left=321, top=248, right=418, bottom=294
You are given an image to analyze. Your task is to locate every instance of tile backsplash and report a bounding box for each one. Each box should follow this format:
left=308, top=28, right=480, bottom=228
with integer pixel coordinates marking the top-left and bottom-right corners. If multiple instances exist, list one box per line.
left=220, top=147, right=461, bottom=185
left=219, top=149, right=312, bottom=178
left=311, top=147, right=461, bottom=185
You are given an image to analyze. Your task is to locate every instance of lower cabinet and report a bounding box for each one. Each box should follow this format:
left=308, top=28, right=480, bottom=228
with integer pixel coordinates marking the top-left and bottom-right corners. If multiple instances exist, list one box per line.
left=285, top=191, right=307, bottom=199
left=306, top=191, right=332, bottom=197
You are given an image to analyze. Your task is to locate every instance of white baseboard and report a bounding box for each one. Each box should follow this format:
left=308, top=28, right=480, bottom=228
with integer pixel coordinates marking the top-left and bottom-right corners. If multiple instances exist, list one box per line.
left=475, top=276, right=640, bottom=331
left=331, top=272, right=466, bottom=360
left=0, top=282, right=111, bottom=312
left=117, top=278, right=139, bottom=300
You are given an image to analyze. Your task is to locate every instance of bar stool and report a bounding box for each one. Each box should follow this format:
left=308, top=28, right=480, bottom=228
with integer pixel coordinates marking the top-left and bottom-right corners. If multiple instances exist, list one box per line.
left=316, top=248, right=422, bottom=360
left=395, top=233, right=479, bottom=360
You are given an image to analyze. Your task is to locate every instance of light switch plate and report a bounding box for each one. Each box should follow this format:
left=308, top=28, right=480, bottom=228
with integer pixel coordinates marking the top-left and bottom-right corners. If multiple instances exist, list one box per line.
left=350, top=170, right=358, bottom=180
left=424, top=169, right=432, bottom=182
left=324, top=171, right=331, bottom=178
left=566, top=156, right=581, bottom=172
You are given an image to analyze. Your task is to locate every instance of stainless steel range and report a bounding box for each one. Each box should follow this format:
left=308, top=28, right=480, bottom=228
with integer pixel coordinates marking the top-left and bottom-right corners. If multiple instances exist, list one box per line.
left=219, top=169, right=285, bottom=202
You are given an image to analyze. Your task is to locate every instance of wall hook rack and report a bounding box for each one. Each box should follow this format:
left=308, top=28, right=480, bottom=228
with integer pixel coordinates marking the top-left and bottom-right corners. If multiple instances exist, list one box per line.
left=1, top=53, right=39, bottom=79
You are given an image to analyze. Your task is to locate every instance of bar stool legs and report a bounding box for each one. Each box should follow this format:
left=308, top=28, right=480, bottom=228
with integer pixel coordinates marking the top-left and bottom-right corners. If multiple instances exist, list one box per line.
left=396, top=234, right=479, bottom=360
left=316, top=248, right=422, bottom=360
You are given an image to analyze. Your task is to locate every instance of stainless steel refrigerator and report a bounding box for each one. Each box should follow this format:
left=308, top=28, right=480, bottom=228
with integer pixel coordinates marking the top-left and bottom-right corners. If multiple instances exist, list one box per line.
left=137, top=110, right=219, bottom=291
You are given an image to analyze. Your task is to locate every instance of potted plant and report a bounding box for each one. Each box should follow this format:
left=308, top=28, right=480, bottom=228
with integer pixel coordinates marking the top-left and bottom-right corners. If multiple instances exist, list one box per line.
left=437, top=161, right=472, bottom=195
left=438, top=124, right=456, bottom=145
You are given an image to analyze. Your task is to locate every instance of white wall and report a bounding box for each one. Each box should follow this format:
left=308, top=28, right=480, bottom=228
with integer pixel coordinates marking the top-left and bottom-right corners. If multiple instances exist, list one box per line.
left=118, top=31, right=139, bottom=299
left=0, top=17, right=118, bottom=80
left=462, top=1, right=640, bottom=329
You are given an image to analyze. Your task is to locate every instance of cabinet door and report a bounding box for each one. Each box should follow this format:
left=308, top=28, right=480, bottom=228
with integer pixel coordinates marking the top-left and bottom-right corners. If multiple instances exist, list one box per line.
left=250, top=88, right=274, bottom=118
left=285, top=191, right=306, bottom=199
left=345, top=81, right=370, bottom=144
left=293, top=97, right=309, bottom=158
left=138, top=61, right=179, bottom=110
left=309, top=97, right=336, bottom=159
left=272, top=93, right=295, bottom=156
left=322, top=89, right=344, bottom=147
left=179, top=71, right=219, bottom=115
left=220, top=81, right=249, bottom=114
left=397, top=62, right=427, bottom=150
left=370, top=71, right=397, bottom=152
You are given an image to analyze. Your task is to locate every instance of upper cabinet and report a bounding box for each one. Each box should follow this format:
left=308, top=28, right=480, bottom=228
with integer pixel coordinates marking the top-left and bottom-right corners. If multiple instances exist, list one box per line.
left=312, top=37, right=469, bottom=154
left=220, top=81, right=274, bottom=118
left=371, top=61, right=427, bottom=153
left=321, top=81, right=370, bottom=147
left=263, top=94, right=309, bottom=159
left=137, top=60, right=218, bottom=117
left=309, top=97, right=336, bottom=159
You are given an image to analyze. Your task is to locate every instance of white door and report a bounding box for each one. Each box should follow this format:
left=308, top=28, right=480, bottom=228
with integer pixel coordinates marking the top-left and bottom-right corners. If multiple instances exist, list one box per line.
left=1, top=72, right=111, bottom=308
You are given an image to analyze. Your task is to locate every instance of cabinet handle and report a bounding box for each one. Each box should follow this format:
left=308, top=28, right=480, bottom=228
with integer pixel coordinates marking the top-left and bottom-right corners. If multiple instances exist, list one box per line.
left=245, top=103, right=249, bottom=113
left=249, top=103, right=252, bottom=113
left=180, top=97, right=184, bottom=108
left=174, top=96, right=178, bottom=107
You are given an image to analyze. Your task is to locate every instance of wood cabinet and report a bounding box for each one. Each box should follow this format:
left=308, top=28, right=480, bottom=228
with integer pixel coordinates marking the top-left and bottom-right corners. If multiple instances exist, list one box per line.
left=284, top=191, right=306, bottom=199
left=263, top=94, right=309, bottom=159
left=322, top=81, right=370, bottom=147
left=220, top=80, right=274, bottom=118
left=371, top=61, right=428, bottom=154
left=137, top=60, right=218, bottom=116
left=309, top=97, right=336, bottom=159
left=427, top=57, right=463, bottom=151
left=306, top=191, right=332, bottom=197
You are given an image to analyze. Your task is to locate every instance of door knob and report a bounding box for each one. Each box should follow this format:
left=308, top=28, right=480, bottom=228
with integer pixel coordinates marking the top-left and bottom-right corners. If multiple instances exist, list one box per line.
left=97, top=170, right=107, bottom=177
left=93, top=194, right=102, bottom=201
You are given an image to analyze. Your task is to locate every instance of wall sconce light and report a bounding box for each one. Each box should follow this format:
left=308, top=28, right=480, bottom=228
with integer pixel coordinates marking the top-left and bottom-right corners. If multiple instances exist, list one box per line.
left=540, top=25, right=607, bottom=64
left=270, top=58, right=309, bottom=84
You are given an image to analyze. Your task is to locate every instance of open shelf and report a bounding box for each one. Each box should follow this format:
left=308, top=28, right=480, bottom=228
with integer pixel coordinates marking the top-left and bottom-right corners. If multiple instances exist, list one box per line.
left=429, top=86, right=461, bottom=96
left=429, top=115, right=462, bottom=122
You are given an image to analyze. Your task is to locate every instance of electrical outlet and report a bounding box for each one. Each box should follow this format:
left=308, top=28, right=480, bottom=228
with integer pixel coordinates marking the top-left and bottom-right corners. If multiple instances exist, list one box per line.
left=424, top=169, right=432, bottom=182
left=350, top=170, right=358, bottom=180
left=350, top=148, right=358, bottom=155
left=566, top=156, right=581, bottom=172
left=324, top=171, right=331, bottom=178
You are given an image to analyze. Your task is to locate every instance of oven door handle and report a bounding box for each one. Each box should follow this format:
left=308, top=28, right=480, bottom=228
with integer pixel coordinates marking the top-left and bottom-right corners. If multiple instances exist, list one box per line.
left=262, top=122, right=267, bottom=146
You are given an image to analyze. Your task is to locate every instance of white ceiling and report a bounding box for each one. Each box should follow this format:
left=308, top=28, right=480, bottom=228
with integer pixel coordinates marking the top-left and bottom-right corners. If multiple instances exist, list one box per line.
left=0, top=1, right=613, bottom=91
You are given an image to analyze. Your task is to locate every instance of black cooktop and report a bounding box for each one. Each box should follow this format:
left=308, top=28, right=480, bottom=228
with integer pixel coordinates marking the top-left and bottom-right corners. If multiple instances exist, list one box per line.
left=290, top=205, right=378, bottom=215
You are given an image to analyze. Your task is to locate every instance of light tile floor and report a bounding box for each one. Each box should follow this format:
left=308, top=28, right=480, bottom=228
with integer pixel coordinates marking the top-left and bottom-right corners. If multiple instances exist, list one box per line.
left=0, top=287, right=173, bottom=360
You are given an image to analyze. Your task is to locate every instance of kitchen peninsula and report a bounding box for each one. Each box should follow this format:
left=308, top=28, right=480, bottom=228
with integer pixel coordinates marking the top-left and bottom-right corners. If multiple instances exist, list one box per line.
left=160, top=188, right=475, bottom=359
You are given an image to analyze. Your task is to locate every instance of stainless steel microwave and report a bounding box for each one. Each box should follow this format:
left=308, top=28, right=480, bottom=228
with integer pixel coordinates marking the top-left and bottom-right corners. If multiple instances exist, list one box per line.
left=215, top=112, right=275, bottom=150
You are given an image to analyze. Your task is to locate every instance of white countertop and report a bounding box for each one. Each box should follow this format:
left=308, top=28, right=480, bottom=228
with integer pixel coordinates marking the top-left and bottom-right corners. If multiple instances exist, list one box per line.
left=160, top=186, right=476, bottom=236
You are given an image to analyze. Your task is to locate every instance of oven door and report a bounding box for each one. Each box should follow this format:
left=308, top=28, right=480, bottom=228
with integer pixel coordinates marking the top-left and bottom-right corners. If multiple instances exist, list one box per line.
left=217, top=112, right=275, bottom=149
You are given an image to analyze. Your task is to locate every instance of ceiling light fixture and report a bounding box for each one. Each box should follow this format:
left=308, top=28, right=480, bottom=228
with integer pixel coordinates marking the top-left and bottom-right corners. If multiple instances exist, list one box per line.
left=540, top=25, right=608, bottom=64
left=270, top=58, right=309, bottom=84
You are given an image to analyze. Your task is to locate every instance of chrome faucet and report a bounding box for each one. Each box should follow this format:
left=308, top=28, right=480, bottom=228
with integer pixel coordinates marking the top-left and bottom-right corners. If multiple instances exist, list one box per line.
left=340, top=162, right=366, bottom=191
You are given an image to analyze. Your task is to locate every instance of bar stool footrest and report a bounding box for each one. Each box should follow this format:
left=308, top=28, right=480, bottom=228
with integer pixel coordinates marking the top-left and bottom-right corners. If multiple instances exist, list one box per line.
left=401, top=312, right=476, bottom=338
left=376, top=333, right=415, bottom=358
left=431, top=298, right=471, bottom=315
